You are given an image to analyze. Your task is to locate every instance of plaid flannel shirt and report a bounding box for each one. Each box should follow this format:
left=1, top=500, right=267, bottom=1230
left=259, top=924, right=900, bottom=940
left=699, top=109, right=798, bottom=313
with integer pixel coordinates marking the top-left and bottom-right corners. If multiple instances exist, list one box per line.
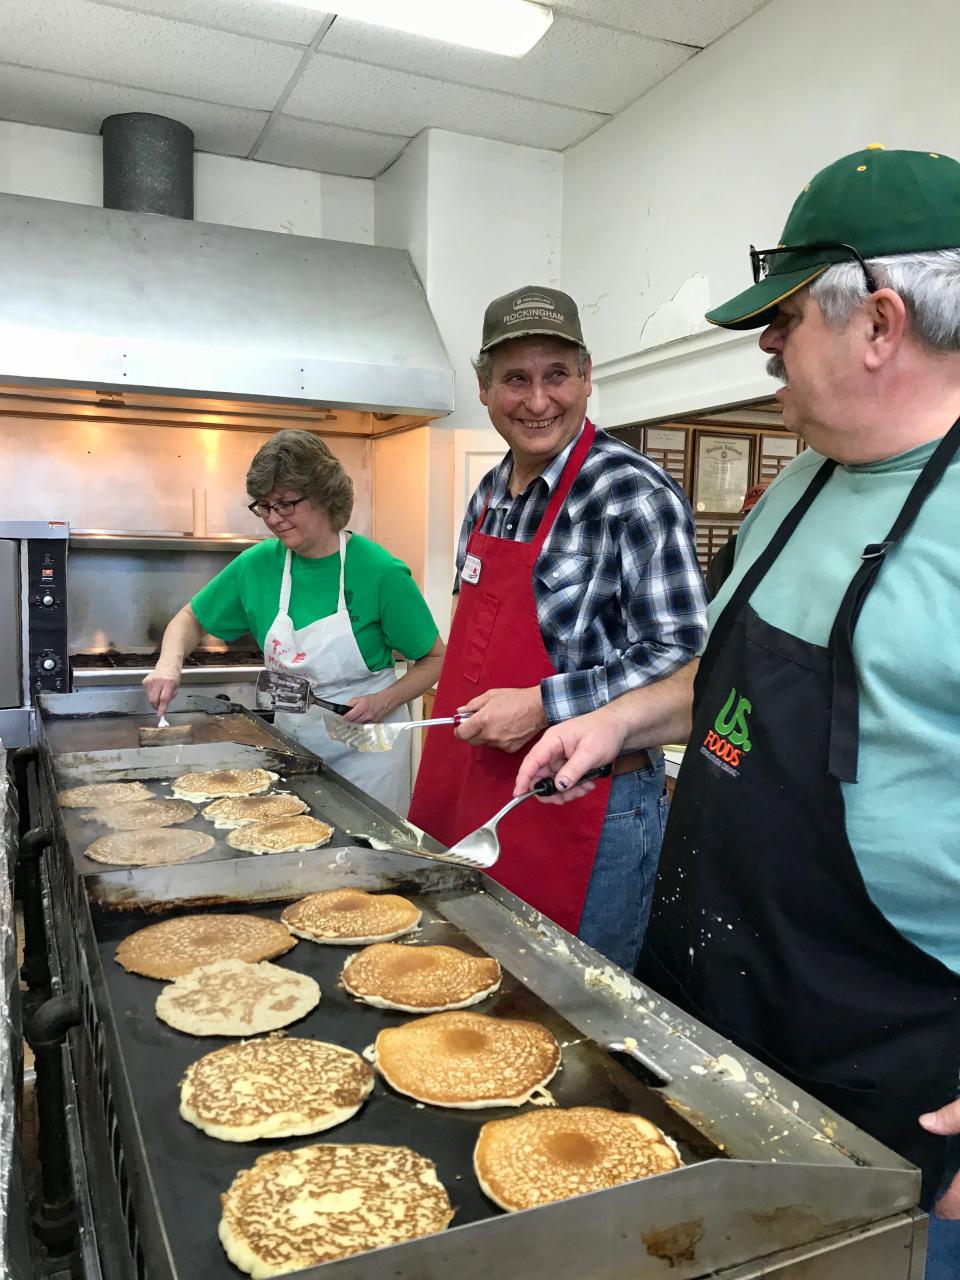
left=454, top=424, right=708, bottom=724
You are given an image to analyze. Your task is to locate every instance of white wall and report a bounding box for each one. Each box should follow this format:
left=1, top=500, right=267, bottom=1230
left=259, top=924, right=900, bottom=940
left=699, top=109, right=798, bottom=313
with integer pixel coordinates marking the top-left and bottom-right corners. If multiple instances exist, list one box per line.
left=561, top=0, right=960, bottom=426
left=0, top=120, right=374, bottom=242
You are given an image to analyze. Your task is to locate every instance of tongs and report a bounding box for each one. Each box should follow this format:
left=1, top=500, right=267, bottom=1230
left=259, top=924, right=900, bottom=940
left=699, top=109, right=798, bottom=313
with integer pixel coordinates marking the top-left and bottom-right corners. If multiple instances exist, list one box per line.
left=441, top=764, right=613, bottom=869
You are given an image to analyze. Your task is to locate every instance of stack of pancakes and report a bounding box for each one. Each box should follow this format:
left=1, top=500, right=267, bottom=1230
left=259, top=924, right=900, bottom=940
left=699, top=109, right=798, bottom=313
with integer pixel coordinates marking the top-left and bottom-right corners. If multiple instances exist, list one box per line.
left=219, top=1143, right=455, bottom=1275
left=116, top=913, right=295, bottom=979
left=202, top=794, right=308, bottom=829
left=374, top=1011, right=560, bottom=1108
left=342, top=944, right=501, bottom=1012
left=172, top=768, right=276, bottom=800
left=282, top=890, right=420, bottom=944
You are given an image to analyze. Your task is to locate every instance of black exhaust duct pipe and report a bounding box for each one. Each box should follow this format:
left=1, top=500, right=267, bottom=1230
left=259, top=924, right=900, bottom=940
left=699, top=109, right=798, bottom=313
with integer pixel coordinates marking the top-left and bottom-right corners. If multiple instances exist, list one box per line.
left=101, top=112, right=195, bottom=219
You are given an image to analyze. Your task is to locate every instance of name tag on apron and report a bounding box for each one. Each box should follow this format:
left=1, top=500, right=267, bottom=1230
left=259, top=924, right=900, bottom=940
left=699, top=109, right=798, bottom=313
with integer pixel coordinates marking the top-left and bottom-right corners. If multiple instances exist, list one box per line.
left=462, top=553, right=482, bottom=585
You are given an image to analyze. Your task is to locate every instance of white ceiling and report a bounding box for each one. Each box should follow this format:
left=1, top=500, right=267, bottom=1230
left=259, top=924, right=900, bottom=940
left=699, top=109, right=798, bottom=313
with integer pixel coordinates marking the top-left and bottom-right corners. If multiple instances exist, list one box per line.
left=0, top=0, right=773, bottom=179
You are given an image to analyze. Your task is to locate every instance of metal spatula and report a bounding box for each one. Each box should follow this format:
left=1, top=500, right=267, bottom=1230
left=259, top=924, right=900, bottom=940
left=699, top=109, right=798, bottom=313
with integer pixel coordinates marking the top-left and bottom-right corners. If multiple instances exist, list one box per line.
left=320, top=709, right=471, bottom=752
left=256, top=669, right=351, bottom=716
left=442, top=764, right=613, bottom=869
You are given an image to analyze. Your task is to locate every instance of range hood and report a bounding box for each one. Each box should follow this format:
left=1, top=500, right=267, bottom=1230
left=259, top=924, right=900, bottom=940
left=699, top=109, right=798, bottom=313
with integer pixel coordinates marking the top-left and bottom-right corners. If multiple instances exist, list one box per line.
left=0, top=192, right=453, bottom=417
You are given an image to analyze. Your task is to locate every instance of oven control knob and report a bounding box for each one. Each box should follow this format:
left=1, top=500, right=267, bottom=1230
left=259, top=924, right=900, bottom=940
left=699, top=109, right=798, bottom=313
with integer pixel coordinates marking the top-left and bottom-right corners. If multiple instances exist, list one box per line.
left=42, top=657, right=56, bottom=671
left=41, top=594, right=55, bottom=607
left=37, top=651, right=61, bottom=673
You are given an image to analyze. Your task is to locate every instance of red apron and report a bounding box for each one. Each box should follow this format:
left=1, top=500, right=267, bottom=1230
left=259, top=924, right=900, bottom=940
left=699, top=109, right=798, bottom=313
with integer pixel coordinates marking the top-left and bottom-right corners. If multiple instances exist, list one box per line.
left=409, top=421, right=611, bottom=933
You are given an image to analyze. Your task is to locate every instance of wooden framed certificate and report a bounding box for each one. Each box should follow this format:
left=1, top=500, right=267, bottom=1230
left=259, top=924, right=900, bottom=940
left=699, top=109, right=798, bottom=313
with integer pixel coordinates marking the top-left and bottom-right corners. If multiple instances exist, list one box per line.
left=692, top=432, right=755, bottom=516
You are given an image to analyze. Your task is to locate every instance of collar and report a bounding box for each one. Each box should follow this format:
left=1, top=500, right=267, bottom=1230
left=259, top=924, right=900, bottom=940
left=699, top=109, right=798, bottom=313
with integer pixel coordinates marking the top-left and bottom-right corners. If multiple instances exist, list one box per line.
left=489, top=419, right=587, bottom=509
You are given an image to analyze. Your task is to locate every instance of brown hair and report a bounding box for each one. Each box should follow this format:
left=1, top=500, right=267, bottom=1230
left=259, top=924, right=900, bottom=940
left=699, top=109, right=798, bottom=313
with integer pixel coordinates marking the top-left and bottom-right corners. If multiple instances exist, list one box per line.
left=246, top=430, right=354, bottom=531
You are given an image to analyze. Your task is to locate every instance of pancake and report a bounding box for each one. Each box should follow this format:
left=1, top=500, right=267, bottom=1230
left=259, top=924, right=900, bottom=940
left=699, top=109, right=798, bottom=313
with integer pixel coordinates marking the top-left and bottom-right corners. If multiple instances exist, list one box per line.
left=227, top=816, right=334, bottom=855
left=202, top=794, right=309, bottom=830
left=181, top=1035, right=374, bottom=1141
left=219, top=1143, right=454, bottom=1276
left=58, top=781, right=154, bottom=809
left=281, top=889, right=420, bottom=945
left=473, top=1107, right=682, bottom=1211
left=116, top=913, right=296, bottom=980
left=342, top=944, right=501, bottom=1012
left=88, top=798, right=197, bottom=830
left=156, top=959, right=320, bottom=1036
left=171, top=768, right=276, bottom=800
left=84, top=827, right=214, bottom=866
left=374, top=1010, right=560, bottom=1109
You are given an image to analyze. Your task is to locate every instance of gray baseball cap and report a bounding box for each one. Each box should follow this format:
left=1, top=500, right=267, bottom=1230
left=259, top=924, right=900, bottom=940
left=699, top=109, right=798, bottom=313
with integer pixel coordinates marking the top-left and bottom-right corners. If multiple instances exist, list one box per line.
left=480, top=285, right=586, bottom=352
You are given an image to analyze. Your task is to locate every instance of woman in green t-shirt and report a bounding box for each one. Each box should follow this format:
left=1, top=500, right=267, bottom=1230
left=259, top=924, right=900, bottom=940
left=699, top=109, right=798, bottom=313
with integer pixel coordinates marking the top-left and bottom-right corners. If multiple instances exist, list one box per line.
left=143, top=430, right=444, bottom=813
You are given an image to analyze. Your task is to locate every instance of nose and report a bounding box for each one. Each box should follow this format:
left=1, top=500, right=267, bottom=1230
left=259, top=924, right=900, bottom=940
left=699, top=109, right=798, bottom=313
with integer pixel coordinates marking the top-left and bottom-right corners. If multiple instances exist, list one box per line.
left=759, top=317, right=785, bottom=355
left=523, top=377, right=551, bottom=414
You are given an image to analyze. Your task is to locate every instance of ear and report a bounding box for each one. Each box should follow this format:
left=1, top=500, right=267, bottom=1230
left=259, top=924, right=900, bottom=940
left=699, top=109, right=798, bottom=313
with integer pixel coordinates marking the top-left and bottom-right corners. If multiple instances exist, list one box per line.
left=477, top=372, right=490, bottom=407
left=863, top=288, right=909, bottom=371
left=582, top=355, right=593, bottom=398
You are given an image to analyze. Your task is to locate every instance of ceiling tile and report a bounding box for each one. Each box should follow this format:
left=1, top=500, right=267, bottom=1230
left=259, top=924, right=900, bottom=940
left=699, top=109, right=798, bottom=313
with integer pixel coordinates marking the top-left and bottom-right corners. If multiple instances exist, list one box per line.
left=547, top=0, right=773, bottom=47
left=4, top=0, right=303, bottom=110
left=256, top=116, right=407, bottom=177
left=91, top=0, right=329, bottom=45
left=287, top=55, right=605, bottom=150
left=0, top=63, right=269, bottom=154
left=318, top=13, right=692, bottom=115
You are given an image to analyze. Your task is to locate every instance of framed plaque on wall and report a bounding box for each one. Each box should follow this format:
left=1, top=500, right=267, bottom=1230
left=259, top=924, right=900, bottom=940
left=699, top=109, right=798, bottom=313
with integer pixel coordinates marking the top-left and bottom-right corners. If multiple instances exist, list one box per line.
left=692, top=432, right=755, bottom=515
left=642, top=425, right=688, bottom=488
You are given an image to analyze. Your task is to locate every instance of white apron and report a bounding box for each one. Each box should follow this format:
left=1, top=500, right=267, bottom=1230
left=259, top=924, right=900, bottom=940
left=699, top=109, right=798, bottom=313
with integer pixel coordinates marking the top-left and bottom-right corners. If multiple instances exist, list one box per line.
left=263, top=533, right=412, bottom=814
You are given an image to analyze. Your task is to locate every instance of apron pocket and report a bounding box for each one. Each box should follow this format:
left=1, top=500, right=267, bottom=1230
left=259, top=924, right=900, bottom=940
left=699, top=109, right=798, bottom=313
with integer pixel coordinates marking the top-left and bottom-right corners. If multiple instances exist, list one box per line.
left=462, top=590, right=500, bottom=684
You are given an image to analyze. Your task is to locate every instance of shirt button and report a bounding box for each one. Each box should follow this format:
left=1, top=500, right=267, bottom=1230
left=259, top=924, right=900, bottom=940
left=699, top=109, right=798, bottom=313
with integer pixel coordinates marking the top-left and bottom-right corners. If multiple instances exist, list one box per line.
left=506, top=523, right=513, bottom=530
left=552, top=570, right=560, bottom=578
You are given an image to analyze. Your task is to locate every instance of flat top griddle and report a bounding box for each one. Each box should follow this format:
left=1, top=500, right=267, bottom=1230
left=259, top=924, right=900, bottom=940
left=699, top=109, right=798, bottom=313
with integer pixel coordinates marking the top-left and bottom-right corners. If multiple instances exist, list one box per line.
left=43, top=710, right=278, bottom=755
left=91, top=895, right=722, bottom=1280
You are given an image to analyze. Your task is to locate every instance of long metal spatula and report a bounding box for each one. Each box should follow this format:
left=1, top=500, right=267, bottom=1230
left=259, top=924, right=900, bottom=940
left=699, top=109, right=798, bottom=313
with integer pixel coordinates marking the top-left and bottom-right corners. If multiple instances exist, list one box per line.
left=443, top=764, right=613, bottom=869
left=256, top=669, right=351, bottom=716
left=320, top=709, right=471, bottom=752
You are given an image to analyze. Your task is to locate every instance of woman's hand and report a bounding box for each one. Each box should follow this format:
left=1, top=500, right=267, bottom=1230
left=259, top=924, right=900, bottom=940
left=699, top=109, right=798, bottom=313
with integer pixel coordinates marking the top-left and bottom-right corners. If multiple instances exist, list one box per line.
left=343, top=690, right=396, bottom=723
left=142, top=664, right=182, bottom=718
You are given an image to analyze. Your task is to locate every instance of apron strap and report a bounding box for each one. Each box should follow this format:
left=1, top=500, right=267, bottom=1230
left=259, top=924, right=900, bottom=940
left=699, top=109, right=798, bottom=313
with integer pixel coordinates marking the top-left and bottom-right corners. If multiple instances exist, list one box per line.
left=278, top=548, right=293, bottom=616
left=336, top=531, right=347, bottom=612
left=700, top=457, right=837, bottom=687
left=828, top=415, right=960, bottom=782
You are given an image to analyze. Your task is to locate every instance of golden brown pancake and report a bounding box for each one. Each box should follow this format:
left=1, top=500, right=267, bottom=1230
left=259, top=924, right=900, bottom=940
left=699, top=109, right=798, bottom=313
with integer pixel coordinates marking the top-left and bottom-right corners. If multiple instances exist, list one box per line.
left=202, top=794, right=309, bottom=829
left=342, top=944, right=501, bottom=1012
left=84, top=827, right=214, bottom=866
left=226, top=816, right=333, bottom=855
left=116, top=913, right=296, bottom=980
left=375, top=1010, right=560, bottom=1108
left=58, top=781, right=154, bottom=808
left=474, top=1107, right=682, bottom=1211
left=88, top=798, right=197, bottom=830
left=219, top=1143, right=454, bottom=1276
left=281, top=889, right=420, bottom=945
left=172, top=768, right=276, bottom=800
left=181, top=1035, right=373, bottom=1141
left=156, top=959, right=320, bottom=1037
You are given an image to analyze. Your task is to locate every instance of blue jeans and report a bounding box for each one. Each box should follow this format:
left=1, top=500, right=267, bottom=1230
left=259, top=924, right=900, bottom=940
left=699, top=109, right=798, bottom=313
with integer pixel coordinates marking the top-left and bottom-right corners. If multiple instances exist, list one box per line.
left=578, top=755, right=668, bottom=972
left=927, top=1138, right=960, bottom=1279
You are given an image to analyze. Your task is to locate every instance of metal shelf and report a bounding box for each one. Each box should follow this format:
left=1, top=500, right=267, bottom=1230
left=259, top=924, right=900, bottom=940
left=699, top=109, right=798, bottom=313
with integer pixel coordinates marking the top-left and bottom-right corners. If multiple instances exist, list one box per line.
left=68, top=533, right=260, bottom=552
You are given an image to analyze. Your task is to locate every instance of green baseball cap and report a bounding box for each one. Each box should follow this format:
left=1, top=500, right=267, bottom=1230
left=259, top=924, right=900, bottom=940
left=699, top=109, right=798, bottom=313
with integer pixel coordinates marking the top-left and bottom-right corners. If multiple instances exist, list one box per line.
left=707, top=145, right=960, bottom=330
left=480, top=285, right=586, bottom=351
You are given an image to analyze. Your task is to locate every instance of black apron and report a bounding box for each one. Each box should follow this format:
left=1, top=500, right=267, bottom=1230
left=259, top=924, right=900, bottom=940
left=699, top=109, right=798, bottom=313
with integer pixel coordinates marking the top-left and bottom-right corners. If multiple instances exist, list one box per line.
left=639, top=421, right=960, bottom=1208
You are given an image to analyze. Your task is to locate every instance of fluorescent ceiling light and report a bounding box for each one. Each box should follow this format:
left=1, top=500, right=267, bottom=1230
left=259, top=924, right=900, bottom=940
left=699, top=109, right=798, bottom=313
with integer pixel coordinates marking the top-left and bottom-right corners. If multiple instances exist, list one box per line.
left=290, top=0, right=554, bottom=57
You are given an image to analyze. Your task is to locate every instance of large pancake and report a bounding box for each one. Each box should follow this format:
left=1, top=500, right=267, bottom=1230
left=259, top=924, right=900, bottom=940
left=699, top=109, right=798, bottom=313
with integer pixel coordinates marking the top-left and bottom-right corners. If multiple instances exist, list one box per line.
left=88, top=798, right=197, bottom=829
left=116, top=913, right=296, bottom=979
left=156, top=959, right=320, bottom=1036
left=181, top=1035, right=373, bottom=1141
left=172, top=768, right=276, bottom=800
left=219, top=1143, right=454, bottom=1276
left=202, top=794, right=308, bottom=830
left=342, top=944, right=501, bottom=1012
left=375, top=1011, right=560, bottom=1109
left=58, top=781, right=154, bottom=809
left=227, top=816, right=333, bottom=855
left=84, top=827, right=214, bottom=866
left=281, top=889, right=420, bottom=945
left=474, top=1107, right=682, bottom=1211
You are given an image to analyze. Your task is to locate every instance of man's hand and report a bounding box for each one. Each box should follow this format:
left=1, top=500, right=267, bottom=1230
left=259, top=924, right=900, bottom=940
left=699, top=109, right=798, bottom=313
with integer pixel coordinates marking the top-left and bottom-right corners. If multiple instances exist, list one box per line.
left=514, top=703, right=630, bottom=802
left=344, top=690, right=396, bottom=723
left=142, top=665, right=181, bottom=718
left=920, top=1100, right=960, bottom=1218
left=455, top=686, right=547, bottom=754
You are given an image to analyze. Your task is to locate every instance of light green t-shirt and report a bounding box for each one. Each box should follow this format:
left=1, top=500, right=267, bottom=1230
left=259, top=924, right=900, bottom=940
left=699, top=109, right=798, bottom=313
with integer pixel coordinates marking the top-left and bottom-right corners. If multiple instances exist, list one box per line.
left=708, top=439, right=960, bottom=974
left=191, top=533, right=439, bottom=672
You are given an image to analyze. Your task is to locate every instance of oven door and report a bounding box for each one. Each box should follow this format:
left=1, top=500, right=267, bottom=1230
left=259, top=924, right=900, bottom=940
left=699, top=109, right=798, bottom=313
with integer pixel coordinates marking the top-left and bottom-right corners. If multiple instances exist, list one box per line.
left=0, top=540, right=24, bottom=709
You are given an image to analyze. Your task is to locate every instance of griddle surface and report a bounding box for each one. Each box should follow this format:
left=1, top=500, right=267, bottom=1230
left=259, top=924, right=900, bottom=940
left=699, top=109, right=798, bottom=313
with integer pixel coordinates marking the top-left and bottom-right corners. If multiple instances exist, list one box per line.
left=92, top=897, right=720, bottom=1280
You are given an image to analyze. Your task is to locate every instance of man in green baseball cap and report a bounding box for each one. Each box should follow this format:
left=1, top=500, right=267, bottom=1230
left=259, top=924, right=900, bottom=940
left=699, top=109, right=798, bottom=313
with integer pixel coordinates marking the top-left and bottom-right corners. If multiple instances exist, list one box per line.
left=515, top=146, right=960, bottom=1267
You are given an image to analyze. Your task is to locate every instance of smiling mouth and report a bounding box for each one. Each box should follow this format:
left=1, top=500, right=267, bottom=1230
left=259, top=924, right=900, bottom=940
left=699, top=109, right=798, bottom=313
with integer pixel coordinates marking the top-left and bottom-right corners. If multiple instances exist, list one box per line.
left=517, top=414, right=562, bottom=430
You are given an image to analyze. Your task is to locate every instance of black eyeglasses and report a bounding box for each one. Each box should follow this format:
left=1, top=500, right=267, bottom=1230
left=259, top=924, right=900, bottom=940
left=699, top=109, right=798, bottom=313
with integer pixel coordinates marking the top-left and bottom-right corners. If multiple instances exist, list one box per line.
left=749, top=241, right=879, bottom=293
left=247, top=496, right=308, bottom=519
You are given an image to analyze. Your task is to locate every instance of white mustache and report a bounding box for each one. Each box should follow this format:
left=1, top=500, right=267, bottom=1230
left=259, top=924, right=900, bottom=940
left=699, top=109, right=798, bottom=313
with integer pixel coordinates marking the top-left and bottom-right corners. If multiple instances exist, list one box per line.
left=766, top=355, right=787, bottom=381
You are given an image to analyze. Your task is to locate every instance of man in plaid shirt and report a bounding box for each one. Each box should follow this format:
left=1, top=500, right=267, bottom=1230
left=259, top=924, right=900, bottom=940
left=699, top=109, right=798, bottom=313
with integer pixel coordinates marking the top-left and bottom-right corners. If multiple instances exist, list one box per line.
left=409, top=286, right=706, bottom=968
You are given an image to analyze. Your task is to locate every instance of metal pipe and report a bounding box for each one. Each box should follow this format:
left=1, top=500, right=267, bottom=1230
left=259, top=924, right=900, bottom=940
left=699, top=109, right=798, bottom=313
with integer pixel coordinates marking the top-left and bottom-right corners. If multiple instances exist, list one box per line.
left=17, top=825, right=51, bottom=997
left=101, top=112, right=194, bottom=219
left=11, top=745, right=36, bottom=840
left=27, top=994, right=82, bottom=1254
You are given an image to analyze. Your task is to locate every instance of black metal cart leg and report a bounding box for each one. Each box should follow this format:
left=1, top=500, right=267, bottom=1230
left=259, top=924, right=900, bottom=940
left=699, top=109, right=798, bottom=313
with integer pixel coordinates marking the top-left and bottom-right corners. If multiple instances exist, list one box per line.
left=17, top=825, right=52, bottom=1001
left=27, top=993, right=82, bottom=1256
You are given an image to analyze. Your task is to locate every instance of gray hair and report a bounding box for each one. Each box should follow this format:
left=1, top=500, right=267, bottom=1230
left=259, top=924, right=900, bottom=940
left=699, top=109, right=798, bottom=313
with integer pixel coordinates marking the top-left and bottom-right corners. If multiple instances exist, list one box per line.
left=810, top=248, right=960, bottom=352
left=472, top=342, right=591, bottom=388
left=246, top=429, right=353, bottom=530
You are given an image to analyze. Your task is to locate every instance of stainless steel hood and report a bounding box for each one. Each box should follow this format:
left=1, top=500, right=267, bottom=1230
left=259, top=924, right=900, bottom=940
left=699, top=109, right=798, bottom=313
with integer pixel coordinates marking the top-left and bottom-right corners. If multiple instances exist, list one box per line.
left=0, top=192, right=453, bottom=417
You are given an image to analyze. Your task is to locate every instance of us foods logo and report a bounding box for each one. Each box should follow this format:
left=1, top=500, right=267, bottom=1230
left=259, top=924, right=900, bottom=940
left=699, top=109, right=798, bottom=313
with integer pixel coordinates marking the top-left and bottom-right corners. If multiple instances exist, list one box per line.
left=701, top=687, right=752, bottom=775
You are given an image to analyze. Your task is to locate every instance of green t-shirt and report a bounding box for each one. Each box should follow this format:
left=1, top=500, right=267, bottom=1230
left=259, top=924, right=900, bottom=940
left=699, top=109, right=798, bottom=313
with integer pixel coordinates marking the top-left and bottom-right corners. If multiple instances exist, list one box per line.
left=708, top=439, right=960, bottom=974
left=191, top=534, right=439, bottom=672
